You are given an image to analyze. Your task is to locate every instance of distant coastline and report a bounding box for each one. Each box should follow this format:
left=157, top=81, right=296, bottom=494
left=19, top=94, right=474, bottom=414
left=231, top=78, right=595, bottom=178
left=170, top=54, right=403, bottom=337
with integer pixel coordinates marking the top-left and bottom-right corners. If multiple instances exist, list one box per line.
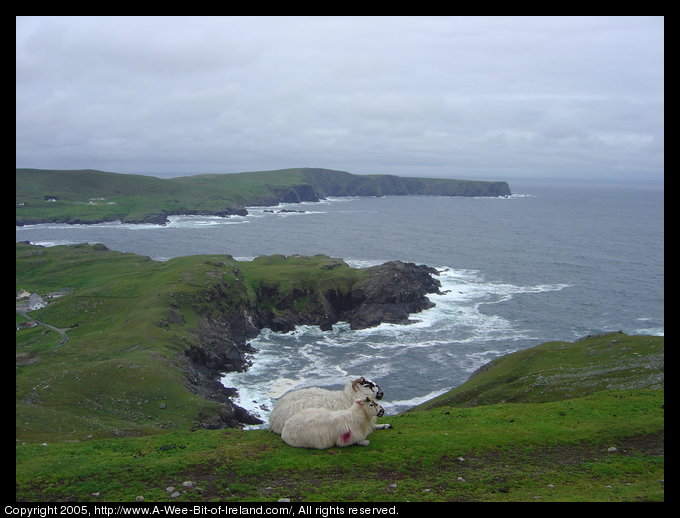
left=16, top=167, right=511, bottom=226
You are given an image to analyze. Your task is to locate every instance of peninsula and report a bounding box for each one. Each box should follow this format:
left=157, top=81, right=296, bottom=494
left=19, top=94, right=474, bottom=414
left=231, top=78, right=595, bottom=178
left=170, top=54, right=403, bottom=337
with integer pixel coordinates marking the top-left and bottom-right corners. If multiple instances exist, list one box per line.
left=16, top=243, right=442, bottom=440
left=16, top=167, right=511, bottom=226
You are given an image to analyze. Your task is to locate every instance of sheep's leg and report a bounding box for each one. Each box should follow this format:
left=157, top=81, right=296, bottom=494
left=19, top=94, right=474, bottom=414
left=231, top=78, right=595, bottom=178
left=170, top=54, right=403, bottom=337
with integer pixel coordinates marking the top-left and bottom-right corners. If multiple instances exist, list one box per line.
left=374, top=423, right=393, bottom=430
left=356, top=439, right=370, bottom=446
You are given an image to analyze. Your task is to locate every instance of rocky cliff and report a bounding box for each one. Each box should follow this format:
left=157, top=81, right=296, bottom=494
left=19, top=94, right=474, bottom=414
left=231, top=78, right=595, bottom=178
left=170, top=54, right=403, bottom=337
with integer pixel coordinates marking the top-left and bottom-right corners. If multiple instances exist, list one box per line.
left=300, top=168, right=511, bottom=198
left=16, top=242, right=447, bottom=437
left=184, top=258, right=442, bottom=429
left=250, top=260, right=441, bottom=333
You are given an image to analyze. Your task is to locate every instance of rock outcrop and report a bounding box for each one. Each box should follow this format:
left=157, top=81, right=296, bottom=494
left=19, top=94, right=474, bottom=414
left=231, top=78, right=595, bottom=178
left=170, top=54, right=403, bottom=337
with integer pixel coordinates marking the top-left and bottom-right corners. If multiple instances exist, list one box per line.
left=344, top=261, right=442, bottom=329
left=183, top=259, right=442, bottom=429
left=248, top=261, right=441, bottom=333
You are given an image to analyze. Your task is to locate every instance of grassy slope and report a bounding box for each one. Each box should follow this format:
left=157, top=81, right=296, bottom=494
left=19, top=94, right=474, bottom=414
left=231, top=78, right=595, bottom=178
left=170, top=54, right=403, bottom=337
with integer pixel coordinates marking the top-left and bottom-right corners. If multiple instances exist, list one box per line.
left=15, top=244, right=367, bottom=442
left=16, top=244, right=663, bottom=502
left=411, top=333, right=664, bottom=410
left=16, top=243, right=236, bottom=441
left=16, top=168, right=510, bottom=224
left=16, top=337, right=663, bottom=502
left=15, top=168, right=287, bottom=223
left=16, top=168, right=187, bottom=222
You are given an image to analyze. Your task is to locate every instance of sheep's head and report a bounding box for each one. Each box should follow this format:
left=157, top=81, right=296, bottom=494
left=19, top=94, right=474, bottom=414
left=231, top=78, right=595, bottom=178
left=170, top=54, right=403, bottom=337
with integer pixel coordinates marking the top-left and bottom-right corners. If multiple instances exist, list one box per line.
left=352, top=377, right=384, bottom=400
left=356, top=397, right=385, bottom=417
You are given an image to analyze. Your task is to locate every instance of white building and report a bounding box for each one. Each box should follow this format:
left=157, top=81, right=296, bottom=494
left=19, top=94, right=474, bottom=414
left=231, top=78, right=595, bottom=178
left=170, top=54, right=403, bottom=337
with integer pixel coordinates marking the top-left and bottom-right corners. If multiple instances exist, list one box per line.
left=28, top=293, right=47, bottom=311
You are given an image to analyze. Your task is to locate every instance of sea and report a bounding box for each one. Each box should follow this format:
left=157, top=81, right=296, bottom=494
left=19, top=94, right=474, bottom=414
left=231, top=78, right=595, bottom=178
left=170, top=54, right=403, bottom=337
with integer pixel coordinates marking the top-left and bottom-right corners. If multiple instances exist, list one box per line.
left=16, top=179, right=664, bottom=426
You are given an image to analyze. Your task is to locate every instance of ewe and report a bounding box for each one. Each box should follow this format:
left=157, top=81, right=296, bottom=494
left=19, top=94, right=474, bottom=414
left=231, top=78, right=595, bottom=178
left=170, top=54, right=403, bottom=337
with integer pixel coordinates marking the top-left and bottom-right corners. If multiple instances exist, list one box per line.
left=268, top=377, right=390, bottom=434
left=281, top=397, right=385, bottom=449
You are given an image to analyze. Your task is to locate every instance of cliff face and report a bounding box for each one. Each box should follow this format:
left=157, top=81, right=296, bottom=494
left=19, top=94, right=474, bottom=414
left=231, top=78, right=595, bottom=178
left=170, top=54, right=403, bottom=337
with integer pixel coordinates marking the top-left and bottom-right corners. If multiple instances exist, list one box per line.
left=17, top=167, right=511, bottom=226
left=249, top=260, right=441, bottom=333
left=346, top=261, right=442, bottom=329
left=300, top=169, right=512, bottom=198
left=185, top=258, right=442, bottom=429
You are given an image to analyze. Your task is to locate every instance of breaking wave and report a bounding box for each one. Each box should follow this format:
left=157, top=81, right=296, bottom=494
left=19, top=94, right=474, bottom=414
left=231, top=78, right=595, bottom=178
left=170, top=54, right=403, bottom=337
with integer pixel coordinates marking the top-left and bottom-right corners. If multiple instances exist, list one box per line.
left=221, top=266, right=572, bottom=427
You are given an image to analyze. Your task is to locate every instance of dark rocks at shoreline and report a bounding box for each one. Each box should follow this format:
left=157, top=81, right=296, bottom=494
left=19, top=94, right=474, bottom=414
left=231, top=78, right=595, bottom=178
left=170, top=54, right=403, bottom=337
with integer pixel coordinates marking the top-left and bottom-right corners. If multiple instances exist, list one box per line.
left=271, top=184, right=321, bottom=204
left=16, top=217, right=122, bottom=227
left=182, top=329, right=264, bottom=429
left=126, top=213, right=171, bottom=225
left=179, top=207, right=248, bottom=218
left=180, top=286, right=265, bottom=429
left=16, top=208, right=249, bottom=227
left=212, top=207, right=248, bottom=217
left=182, top=259, right=443, bottom=429
left=253, top=261, right=442, bottom=334
left=347, top=261, right=442, bottom=329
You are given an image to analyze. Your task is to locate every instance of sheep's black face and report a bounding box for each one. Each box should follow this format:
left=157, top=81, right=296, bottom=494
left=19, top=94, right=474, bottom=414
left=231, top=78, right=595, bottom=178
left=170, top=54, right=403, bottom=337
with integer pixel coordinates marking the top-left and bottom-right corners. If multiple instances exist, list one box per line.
left=361, top=378, right=384, bottom=400
left=364, top=397, right=385, bottom=417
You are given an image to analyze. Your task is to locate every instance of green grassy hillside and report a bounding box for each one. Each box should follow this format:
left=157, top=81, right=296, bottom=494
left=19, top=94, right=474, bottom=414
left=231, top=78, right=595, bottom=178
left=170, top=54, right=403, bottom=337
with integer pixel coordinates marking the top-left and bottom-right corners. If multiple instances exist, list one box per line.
left=16, top=333, right=663, bottom=502
left=16, top=168, right=187, bottom=223
left=16, top=242, right=235, bottom=441
left=16, top=167, right=511, bottom=225
left=411, top=332, right=664, bottom=410
left=16, top=243, right=374, bottom=442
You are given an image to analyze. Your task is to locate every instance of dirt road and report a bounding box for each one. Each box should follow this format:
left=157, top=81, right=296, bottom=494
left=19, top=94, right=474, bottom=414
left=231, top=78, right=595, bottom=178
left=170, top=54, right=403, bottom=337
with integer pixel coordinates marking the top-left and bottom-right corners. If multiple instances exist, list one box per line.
left=16, top=309, right=69, bottom=348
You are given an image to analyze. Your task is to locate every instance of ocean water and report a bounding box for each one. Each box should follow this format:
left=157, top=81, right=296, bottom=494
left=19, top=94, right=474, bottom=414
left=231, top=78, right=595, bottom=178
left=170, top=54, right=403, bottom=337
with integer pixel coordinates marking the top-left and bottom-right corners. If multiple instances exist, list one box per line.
left=16, top=180, right=664, bottom=424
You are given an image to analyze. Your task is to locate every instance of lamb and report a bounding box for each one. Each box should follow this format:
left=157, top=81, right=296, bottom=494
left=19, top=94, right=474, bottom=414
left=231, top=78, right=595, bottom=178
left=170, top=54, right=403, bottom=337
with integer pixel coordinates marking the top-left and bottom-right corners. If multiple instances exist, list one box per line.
left=268, top=377, right=391, bottom=435
left=280, top=397, right=385, bottom=449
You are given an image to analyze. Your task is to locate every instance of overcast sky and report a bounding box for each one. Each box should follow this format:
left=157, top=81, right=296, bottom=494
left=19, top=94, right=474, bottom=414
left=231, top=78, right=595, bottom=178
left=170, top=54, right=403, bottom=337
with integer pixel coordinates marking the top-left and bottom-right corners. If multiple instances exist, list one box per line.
left=16, top=16, right=664, bottom=183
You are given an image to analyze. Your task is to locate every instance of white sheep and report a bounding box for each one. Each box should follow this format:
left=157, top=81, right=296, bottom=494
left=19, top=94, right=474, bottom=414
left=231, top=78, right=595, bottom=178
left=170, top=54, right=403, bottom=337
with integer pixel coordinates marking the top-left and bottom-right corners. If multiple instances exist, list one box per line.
left=268, top=377, right=391, bottom=435
left=280, top=397, right=385, bottom=449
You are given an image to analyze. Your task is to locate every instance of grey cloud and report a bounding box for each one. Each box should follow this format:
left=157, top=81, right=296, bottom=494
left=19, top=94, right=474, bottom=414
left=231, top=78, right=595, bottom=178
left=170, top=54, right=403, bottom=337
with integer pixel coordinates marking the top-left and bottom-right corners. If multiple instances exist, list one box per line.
left=16, top=16, right=663, bottom=182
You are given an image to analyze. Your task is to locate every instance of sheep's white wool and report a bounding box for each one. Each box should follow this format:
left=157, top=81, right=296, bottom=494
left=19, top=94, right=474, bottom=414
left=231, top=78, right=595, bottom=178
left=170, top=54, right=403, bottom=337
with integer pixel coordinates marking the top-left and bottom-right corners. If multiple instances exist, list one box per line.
left=281, top=397, right=385, bottom=449
left=268, top=377, right=388, bottom=434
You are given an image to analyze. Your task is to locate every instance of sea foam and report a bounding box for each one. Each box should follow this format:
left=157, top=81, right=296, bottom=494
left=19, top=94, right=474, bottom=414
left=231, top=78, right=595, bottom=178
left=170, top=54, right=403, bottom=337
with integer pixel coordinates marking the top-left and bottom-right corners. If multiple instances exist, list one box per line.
left=221, top=265, right=572, bottom=427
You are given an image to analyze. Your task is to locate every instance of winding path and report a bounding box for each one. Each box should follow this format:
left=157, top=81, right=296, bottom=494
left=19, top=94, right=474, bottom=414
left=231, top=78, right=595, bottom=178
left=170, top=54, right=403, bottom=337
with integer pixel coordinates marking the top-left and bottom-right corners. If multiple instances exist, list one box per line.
left=16, top=309, right=69, bottom=349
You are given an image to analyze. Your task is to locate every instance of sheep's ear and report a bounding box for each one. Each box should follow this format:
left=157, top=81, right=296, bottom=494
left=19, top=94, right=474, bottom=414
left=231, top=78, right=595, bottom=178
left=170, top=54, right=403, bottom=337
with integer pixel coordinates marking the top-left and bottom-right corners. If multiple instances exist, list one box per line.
left=355, top=399, right=365, bottom=406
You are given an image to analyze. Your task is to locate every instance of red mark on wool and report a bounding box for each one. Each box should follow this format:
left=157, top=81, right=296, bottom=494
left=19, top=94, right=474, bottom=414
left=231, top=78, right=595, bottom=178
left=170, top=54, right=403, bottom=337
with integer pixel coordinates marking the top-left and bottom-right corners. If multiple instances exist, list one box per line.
left=341, top=431, right=352, bottom=443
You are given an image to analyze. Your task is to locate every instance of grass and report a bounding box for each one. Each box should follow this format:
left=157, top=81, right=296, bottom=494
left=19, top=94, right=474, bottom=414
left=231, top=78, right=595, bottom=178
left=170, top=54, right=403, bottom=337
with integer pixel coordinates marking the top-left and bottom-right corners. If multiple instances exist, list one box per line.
left=13, top=167, right=274, bottom=223
left=16, top=243, right=242, bottom=441
left=412, top=332, right=664, bottom=409
left=15, top=244, right=371, bottom=442
left=15, top=243, right=663, bottom=502
left=239, top=254, right=365, bottom=313
left=16, top=390, right=663, bottom=502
